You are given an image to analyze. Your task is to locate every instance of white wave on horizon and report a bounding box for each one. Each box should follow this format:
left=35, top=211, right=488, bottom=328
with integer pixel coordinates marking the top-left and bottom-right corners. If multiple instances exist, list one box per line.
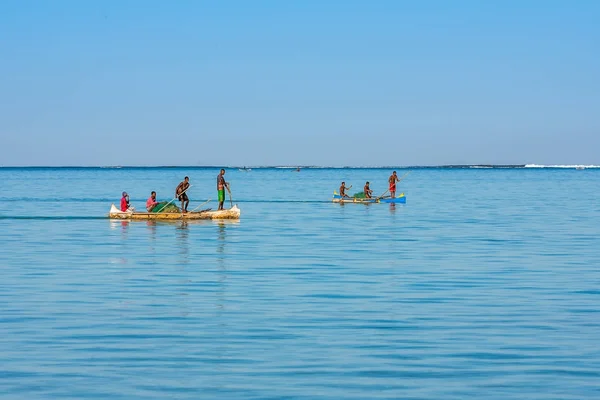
left=525, top=164, right=599, bottom=169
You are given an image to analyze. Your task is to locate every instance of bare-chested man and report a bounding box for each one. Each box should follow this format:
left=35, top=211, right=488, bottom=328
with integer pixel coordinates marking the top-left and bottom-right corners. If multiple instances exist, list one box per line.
left=364, top=182, right=373, bottom=198
left=388, top=171, right=400, bottom=198
left=339, top=182, right=351, bottom=198
left=175, top=176, right=190, bottom=212
left=217, top=169, right=229, bottom=210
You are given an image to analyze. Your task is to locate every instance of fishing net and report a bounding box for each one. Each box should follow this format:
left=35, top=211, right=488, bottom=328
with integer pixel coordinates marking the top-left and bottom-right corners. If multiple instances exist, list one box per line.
left=353, top=192, right=366, bottom=199
left=151, top=202, right=181, bottom=213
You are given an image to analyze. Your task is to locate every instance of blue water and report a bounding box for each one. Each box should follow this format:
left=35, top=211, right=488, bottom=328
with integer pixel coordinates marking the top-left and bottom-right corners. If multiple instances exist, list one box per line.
left=1, top=167, right=599, bottom=399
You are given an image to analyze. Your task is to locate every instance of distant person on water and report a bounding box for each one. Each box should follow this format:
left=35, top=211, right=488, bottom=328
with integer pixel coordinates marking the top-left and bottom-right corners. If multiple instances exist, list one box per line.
left=120, top=192, right=130, bottom=212
left=175, top=177, right=190, bottom=213
left=339, top=182, right=351, bottom=198
left=217, top=169, right=229, bottom=210
left=388, top=171, right=400, bottom=198
left=146, top=191, right=158, bottom=212
left=364, top=182, right=373, bottom=198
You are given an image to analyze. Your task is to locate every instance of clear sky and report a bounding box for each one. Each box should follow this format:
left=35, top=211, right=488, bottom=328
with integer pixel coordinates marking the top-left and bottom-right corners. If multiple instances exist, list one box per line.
left=1, top=0, right=598, bottom=166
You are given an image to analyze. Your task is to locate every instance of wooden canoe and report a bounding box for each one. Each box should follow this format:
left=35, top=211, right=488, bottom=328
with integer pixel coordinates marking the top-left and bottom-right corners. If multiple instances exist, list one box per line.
left=332, top=192, right=406, bottom=204
left=108, top=204, right=241, bottom=220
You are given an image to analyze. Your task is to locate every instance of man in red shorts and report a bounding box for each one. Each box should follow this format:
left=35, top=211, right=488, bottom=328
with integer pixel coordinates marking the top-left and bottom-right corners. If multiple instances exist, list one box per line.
left=388, top=171, right=400, bottom=198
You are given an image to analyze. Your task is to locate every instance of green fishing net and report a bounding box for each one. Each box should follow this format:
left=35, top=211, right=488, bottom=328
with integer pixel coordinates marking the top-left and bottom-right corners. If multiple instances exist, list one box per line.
left=151, top=202, right=181, bottom=213
left=353, top=192, right=366, bottom=199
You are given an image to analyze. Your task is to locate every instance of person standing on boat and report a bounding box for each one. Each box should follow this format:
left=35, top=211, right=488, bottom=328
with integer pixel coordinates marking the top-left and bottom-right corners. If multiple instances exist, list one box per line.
left=217, top=169, right=229, bottom=210
left=364, top=182, right=373, bottom=198
left=176, top=177, right=190, bottom=213
left=339, top=182, right=351, bottom=198
left=388, top=171, right=400, bottom=198
left=146, top=191, right=159, bottom=212
left=120, top=192, right=130, bottom=212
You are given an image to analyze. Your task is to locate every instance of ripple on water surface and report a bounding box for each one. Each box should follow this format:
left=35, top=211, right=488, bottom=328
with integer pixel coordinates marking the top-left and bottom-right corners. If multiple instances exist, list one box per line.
left=1, top=168, right=600, bottom=399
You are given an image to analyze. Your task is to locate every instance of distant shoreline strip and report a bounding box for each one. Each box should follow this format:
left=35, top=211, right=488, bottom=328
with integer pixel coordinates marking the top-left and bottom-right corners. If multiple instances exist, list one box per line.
left=0, top=164, right=598, bottom=169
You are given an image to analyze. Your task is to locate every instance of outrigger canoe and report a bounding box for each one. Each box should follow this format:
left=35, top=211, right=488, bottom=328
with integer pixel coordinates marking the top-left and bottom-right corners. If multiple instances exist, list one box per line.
left=108, top=204, right=241, bottom=220
left=332, top=192, right=406, bottom=204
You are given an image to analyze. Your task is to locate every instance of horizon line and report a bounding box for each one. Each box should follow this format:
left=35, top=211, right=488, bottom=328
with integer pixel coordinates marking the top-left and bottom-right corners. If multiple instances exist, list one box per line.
left=0, top=164, right=598, bottom=169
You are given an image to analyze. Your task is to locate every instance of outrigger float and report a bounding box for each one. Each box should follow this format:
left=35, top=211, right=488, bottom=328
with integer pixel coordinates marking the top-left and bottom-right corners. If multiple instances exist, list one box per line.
left=108, top=204, right=241, bottom=220
left=332, top=192, right=406, bottom=204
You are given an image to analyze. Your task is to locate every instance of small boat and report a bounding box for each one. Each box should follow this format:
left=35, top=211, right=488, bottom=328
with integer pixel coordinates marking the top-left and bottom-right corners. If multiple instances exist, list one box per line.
left=239, top=167, right=252, bottom=172
left=332, top=192, right=406, bottom=204
left=576, top=166, right=585, bottom=170
left=108, top=204, right=241, bottom=220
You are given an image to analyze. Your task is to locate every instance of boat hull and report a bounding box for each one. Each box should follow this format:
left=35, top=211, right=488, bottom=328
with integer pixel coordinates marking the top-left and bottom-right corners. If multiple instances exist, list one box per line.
left=332, top=194, right=406, bottom=204
left=108, top=204, right=241, bottom=220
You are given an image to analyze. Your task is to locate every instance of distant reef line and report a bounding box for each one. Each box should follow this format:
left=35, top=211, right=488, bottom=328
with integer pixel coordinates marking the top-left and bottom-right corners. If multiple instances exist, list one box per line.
left=1, top=164, right=598, bottom=169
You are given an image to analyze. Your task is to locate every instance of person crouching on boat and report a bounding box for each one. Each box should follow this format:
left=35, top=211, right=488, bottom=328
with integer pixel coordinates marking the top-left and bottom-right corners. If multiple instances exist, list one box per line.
left=120, top=192, right=132, bottom=212
left=176, top=176, right=190, bottom=213
left=340, top=182, right=351, bottom=198
left=146, top=191, right=159, bottom=212
left=217, top=169, right=229, bottom=210
left=364, top=182, right=373, bottom=198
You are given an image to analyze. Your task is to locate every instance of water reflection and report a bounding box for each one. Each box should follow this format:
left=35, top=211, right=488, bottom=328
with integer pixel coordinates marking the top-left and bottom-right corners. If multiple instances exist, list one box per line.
left=109, top=219, right=130, bottom=235
left=389, top=203, right=396, bottom=213
left=217, top=222, right=226, bottom=256
left=176, top=221, right=189, bottom=238
left=146, top=221, right=157, bottom=252
left=214, top=221, right=229, bottom=377
left=176, top=221, right=189, bottom=265
left=119, top=220, right=130, bottom=240
left=146, top=220, right=157, bottom=237
left=216, top=222, right=228, bottom=309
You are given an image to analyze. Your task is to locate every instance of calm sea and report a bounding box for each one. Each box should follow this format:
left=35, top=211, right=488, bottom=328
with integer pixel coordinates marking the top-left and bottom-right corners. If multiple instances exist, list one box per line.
left=1, top=167, right=599, bottom=399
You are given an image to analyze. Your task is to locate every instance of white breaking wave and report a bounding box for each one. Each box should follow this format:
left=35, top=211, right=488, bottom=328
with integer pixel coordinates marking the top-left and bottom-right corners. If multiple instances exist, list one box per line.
left=525, top=164, right=599, bottom=169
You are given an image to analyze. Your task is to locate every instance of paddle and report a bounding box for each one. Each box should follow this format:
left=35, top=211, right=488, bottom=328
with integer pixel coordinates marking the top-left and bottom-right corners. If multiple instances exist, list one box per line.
left=156, top=185, right=192, bottom=213
left=376, top=171, right=410, bottom=200
left=190, top=198, right=211, bottom=212
left=225, top=183, right=233, bottom=208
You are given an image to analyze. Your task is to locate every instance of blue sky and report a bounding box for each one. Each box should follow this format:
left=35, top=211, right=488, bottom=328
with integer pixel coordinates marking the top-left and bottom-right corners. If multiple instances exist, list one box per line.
left=1, top=0, right=598, bottom=166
